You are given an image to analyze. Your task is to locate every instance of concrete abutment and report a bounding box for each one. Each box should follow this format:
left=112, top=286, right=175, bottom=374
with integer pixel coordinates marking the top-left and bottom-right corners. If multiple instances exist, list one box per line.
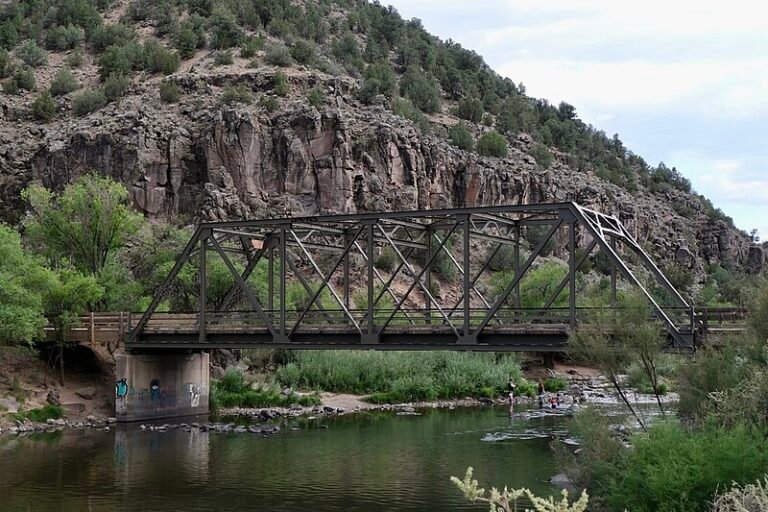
left=115, top=351, right=210, bottom=422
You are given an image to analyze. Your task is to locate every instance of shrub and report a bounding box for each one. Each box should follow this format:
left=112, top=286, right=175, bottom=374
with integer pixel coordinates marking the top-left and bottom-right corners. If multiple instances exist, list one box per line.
left=102, top=73, right=130, bottom=102
left=72, top=89, right=107, bottom=116
left=174, top=16, right=207, bottom=58
left=66, top=50, right=84, bottom=68
left=392, top=97, right=430, bottom=133
left=273, top=70, right=289, bottom=96
left=10, top=404, right=63, bottom=423
left=530, top=142, right=553, bottom=168
left=487, top=243, right=517, bottom=272
left=46, top=0, right=100, bottom=34
left=14, top=67, right=36, bottom=91
left=265, top=43, right=292, bottom=67
left=98, top=42, right=144, bottom=79
left=358, top=63, right=395, bottom=104
left=400, top=69, right=440, bottom=113
left=16, top=41, right=47, bottom=67
left=375, top=247, right=398, bottom=272
left=45, top=24, right=85, bottom=51
left=209, top=6, right=243, bottom=49
left=544, top=377, right=568, bottom=392
left=89, top=23, right=136, bottom=53
left=213, top=49, right=233, bottom=66
left=143, top=40, right=180, bottom=74
left=2, top=77, right=18, bottom=95
left=220, top=83, right=252, bottom=105
left=0, top=49, right=14, bottom=79
left=259, top=95, right=278, bottom=112
left=477, top=131, right=508, bottom=158
left=331, top=32, right=362, bottom=70
left=159, top=80, right=180, bottom=103
left=457, top=97, right=483, bottom=122
left=31, top=90, right=56, bottom=121
left=448, top=122, right=474, bottom=151
left=307, top=87, right=324, bottom=109
left=289, top=39, right=316, bottom=65
left=49, top=68, right=79, bottom=96
left=240, top=35, right=263, bottom=59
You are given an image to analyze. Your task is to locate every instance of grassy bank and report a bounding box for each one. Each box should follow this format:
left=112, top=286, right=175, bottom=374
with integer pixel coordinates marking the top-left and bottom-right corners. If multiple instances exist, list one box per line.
left=210, top=369, right=320, bottom=411
left=275, top=351, right=526, bottom=403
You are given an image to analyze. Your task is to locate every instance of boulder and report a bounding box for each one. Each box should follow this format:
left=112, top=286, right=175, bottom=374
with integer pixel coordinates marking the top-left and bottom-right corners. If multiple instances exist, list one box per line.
left=0, top=397, right=20, bottom=413
left=75, top=387, right=97, bottom=400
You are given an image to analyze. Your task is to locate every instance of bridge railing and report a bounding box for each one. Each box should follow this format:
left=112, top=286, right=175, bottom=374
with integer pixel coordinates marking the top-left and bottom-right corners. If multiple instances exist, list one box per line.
left=127, top=306, right=701, bottom=335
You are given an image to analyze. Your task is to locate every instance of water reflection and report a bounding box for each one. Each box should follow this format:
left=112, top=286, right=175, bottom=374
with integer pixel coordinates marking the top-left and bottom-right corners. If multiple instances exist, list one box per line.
left=0, top=407, right=565, bottom=512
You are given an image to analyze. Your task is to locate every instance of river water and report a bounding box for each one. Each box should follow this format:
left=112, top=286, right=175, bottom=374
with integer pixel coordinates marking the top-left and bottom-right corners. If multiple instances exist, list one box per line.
left=0, top=406, right=574, bottom=512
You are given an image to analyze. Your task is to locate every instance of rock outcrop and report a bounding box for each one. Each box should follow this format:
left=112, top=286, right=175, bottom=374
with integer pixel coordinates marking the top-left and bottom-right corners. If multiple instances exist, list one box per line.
left=0, top=69, right=762, bottom=279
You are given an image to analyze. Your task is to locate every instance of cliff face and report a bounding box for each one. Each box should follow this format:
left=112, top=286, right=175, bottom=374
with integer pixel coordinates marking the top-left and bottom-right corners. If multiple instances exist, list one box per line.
left=0, top=61, right=760, bottom=279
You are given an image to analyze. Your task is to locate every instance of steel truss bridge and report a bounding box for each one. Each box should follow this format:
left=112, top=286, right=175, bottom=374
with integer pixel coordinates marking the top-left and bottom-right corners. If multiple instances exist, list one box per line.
left=127, top=202, right=700, bottom=352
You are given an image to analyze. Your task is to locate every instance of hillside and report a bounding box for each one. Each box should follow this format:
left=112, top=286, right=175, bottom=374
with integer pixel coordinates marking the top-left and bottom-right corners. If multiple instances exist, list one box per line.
left=0, top=0, right=763, bottom=295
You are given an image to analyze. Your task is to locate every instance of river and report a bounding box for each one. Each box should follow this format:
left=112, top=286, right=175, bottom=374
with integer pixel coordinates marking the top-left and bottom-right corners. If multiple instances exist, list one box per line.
left=0, top=406, right=576, bottom=511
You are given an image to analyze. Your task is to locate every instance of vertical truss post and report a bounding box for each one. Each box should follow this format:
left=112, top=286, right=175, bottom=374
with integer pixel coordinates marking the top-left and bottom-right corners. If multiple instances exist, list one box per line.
left=364, top=222, right=377, bottom=344
left=279, top=228, right=287, bottom=341
left=268, top=244, right=274, bottom=313
left=610, top=238, right=617, bottom=307
left=425, top=226, right=432, bottom=325
left=569, top=220, right=577, bottom=329
left=199, top=229, right=208, bottom=344
left=343, top=229, right=351, bottom=309
left=463, top=215, right=471, bottom=337
left=514, top=223, right=521, bottom=310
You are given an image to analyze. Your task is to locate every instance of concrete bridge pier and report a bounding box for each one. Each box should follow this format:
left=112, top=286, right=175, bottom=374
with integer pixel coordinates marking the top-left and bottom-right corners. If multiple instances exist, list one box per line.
left=115, top=351, right=210, bottom=422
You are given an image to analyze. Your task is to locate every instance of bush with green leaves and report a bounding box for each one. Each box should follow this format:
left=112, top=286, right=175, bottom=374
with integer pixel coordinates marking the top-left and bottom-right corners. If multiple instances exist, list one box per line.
left=358, top=63, right=396, bottom=104
left=0, top=50, right=14, bottom=79
left=220, top=83, right=252, bottom=105
left=208, top=6, right=243, bottom=49
left=45, top=24, right=85, bottom=51
left=15, top=67, right=36, bottom=91
left=448, top=122, right=474, bottom=151
left=143, top=40, right=180, bottom=74
left=98, top=42, right=144, bottom=79
left=290, top=39, right=315, bottom=65
left=174, top=15, right=207, bottom=58
left=49, top=68, right=79, bottom=96
left=31, top=90, right=56, bottom=121
left=213, top=49, right=233, bottom=66
left=72, top=89, right=107, bottom=116
left=159, top=80, right=180, bottom=103
left=477, top=131, right=508, bottom=158
left=276, top=351, right=523, bottom=402
left=400, top=68, right=440, bottom=113
left=259, top=95, right=278, bottom=112
left=66, top=50, right=84, bottom=68
left=530, top=142, right=553, bottom=168
left=391, top=97, right=430, bottom=133
left=210, top=368, right=320, bottom=410
left=90, top=23, right=137, bottom=53
left=102, top=73, right=130, bottom=102
left=273, top=70, right=289, bottom=96
left=239, top=35, right=263, bottom=59
left=374, top=247, right=398, bottom=272
left=265, top=43, right=292, bottom=67
left=307, top=87, right=324, bottom=109
left=10, top=404, right=63, bottom=423
left=457, top=97, right=483, bottom=123
left=16, top=41, right=47, bottom=67
left=331, top=32, right=363, bottom=70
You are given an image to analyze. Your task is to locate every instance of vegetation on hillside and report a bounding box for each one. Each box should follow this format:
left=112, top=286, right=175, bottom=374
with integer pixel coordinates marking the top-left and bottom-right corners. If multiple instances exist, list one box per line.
left=0, top=0, right=734, bottom=226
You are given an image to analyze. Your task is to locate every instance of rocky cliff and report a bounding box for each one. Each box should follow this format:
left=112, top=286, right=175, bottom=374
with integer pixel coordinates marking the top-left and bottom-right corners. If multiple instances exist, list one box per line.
left=0, top=2, right=762, bottom=281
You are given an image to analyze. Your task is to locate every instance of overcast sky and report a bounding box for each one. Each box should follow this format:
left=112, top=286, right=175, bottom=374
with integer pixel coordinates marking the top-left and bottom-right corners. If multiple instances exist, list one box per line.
left=385, top=0, right=768, bottom=238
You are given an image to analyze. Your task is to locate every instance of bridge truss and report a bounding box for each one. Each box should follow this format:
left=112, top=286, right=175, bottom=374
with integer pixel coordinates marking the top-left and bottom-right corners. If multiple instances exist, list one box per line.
left=128, top=203, right=695, bottom=351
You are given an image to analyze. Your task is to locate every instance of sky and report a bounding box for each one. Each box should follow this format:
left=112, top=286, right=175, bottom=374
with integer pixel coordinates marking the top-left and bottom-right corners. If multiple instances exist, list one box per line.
left=385, top=0, right=768, bottom=238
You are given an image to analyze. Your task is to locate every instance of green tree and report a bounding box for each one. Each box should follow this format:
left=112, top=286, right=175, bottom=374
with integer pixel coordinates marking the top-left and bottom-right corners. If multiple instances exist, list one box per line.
left=32, top=90, right=56, bottom=121
left=273, top=70, right=289, bottom=96
left=476, top=131, right=508, bottom=158
left=16, top=41, right=47, bottom=67
left=0, top=224, right=52, bottom=345
left=49, top=68, right=79, bottom=96
left=72, top=89, right=106, bottom=116
left=159, top=80, right=180, bottom=103
left=448, top=122, right=474, bottom=151
left=358, top=63, right=396, bottom=104
left=400, top=68, right=440, bottom=113
left=22, top=174, right=143, bottom=275
left=44, top=267, right=103, bottom=384
left=209, top=6, right=243, bottom=49
left=457, top=97, right=483, bottom=123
